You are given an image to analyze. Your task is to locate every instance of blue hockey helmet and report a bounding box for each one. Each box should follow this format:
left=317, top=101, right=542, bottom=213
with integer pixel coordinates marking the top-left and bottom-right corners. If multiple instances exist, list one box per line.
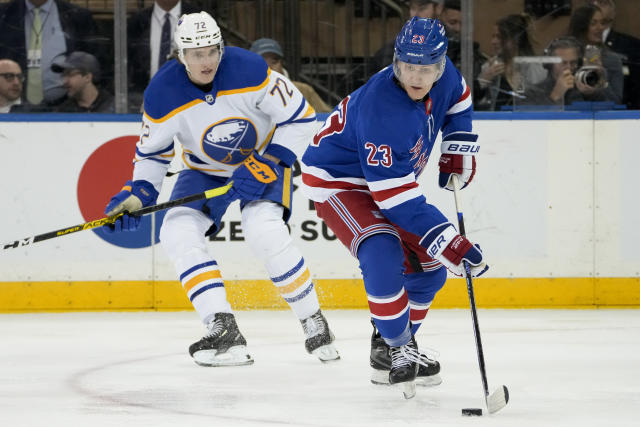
left=394, top=17, right=448, bottom=66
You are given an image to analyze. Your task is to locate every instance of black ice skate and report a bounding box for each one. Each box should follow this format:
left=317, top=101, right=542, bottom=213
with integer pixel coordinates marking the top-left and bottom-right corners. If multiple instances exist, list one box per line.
left=370, top=320, right=442, bottom=387
left=388, top=337, right=420, bottom=399
left=189, top=312, right=254, bottom=367
left=300, top=310, right=340, bottom=362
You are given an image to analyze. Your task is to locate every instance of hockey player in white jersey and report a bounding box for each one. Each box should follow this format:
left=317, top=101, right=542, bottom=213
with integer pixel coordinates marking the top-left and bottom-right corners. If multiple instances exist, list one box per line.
left=301, top=17, right=487, bottom=396
left=103, top=11, right=339, bottom=366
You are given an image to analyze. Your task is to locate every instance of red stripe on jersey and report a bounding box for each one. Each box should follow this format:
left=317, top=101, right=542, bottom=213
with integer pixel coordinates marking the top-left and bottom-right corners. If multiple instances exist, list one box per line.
left=370, top=181, right=419, bottom=203
left=457, top=84, right=471, bottom=103
left=368, top=290, right=409, bottom=317
left=302, top=173, right=368, bottom=191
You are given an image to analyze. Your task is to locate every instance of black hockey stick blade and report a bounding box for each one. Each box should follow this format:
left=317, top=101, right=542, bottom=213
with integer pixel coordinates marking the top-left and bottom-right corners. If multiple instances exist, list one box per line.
left=2, top=182, right=233, bottom=251
left=487, top=385, right=509, bottom=414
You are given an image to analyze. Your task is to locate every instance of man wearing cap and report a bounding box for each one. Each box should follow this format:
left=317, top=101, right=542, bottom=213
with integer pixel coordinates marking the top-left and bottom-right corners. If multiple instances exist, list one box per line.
left=250, top=38, right=332, bottom=113
left=51, top=51, right=114, bottom=113
left=0, top=0, right=101, bottom=105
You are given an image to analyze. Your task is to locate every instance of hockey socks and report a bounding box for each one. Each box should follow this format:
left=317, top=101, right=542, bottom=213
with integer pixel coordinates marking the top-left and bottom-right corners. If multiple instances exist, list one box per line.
left=358, top=233, right=411, bottom=346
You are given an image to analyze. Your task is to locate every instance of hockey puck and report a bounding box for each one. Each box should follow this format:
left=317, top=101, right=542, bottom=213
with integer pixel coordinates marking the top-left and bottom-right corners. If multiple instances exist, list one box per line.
left=461, top=408, right=483, bottom=416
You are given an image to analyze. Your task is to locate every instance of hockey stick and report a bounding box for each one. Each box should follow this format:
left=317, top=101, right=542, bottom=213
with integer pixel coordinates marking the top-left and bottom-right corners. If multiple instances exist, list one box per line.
left=451, top=175, right=509, bottom=414
left=2, top=182, right=233, bottom=251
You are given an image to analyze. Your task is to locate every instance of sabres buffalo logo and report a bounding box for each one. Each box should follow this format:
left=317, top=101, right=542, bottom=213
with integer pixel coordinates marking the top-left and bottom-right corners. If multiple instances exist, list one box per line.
left=201, top=118, right=258, bottom=164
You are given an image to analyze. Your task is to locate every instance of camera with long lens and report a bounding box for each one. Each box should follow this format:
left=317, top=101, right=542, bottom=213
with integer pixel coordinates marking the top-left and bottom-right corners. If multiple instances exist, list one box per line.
left=574, top=65, right=607, bottom=89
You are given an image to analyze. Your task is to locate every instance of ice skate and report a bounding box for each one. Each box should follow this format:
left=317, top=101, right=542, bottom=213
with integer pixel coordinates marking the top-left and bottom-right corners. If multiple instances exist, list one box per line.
left=388, top=337, right=419, bottom=399
left=189, top=312, right=254, bottom=367
left=300, top=310, right=340, bottom=362
left=370, top=320, right=442, bottom=387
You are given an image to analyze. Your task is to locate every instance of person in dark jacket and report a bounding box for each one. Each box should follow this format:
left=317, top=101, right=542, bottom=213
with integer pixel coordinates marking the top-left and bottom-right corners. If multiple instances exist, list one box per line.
left=0, top=0, right=102, bottom=106
left=52, top=51, right=114, bottom=113
left=590, top=0, right=640, bottom=109
left=127, top=0, right=202, bottom=111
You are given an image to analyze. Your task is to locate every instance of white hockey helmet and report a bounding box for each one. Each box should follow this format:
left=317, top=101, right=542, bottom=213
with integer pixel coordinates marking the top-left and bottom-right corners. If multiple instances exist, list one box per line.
left=175, top=12, right=224, bottom=69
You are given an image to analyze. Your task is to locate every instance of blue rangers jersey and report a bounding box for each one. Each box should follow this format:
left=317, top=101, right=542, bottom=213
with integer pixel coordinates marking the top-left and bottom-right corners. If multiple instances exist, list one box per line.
left=132, top=47, right=317, bottom=191
left=301, top=57, right=477, bottom=243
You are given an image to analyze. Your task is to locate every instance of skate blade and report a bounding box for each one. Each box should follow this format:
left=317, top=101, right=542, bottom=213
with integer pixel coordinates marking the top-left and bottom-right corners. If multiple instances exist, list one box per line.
left=487, top=385, right=509, bottom=414
left=371, top=369, right=442, bottom=387
left=193, top=345, right=254, bottom=367
left=312, top=344, right=340, bottom=362
left=399, top=381, right=416, bottom=399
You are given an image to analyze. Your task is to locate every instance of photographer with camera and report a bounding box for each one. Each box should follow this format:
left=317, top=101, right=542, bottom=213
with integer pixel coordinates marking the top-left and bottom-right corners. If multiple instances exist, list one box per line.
left=522, top=37, right=617, bottom=107
left=567, top=3, right=623, bottom=104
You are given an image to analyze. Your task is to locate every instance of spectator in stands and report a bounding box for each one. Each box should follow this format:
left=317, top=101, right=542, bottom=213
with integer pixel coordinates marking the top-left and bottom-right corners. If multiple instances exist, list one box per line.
left=250, top=38, right=332, bottom=113
left=51, top=51, right=114, bottom=113
left=522, top=37, right=618, bottom=107
left=568, top=3, right=623, bottom=104
left=0, top=0, right=101, bottom=107
left=128, top=0, right=201, bottom=111
left=589, top=0, right=640, bottom=108
left=369, top=0, right=442, bottom=78
left=0, top=59, right=24, bottom=113
left=475, top=14, right=547, bottom=111
left=438, top=0, right=487, bottom=94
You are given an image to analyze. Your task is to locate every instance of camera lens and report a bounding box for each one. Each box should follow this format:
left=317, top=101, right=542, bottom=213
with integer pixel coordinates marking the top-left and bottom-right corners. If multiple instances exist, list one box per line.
left=584, top=70, right=599, bottom=87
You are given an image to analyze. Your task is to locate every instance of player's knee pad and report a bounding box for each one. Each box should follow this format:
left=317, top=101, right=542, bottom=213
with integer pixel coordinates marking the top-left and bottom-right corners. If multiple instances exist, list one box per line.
left=160, top=207, right=212, bottom=262
left=404, top=267, right=447, bottom=303
left=242, top=200, right=291, bottom=261
left=357, top=233, right=405, bottom=296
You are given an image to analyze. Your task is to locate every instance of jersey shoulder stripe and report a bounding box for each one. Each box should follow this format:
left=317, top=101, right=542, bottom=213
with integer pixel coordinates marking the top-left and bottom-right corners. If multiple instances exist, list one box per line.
left=215, top=47, right=269, bottom=96
left=143, top=60, right=203, bottom=122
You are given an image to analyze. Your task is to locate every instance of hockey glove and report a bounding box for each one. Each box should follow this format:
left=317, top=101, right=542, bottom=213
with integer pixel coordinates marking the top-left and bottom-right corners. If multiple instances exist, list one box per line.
left=103, top=180, right=159, bottom=233
left=422, top=224, right=488, bottom=277
left=438, top=133, right=479, bottom=191
left=438, top=153, right=476, bottom=190
left=228, top=152, right=279, bottom=201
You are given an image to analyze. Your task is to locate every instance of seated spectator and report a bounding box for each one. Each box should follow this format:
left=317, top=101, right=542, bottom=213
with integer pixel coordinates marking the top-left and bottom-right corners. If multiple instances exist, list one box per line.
left=250, top=38, right=333, bottom=113
left=589, top=0, right=640, bottom=109
left=568, top=3, right=623, bottom=104
left=521, top=37, right=617, bottom=108
left=51, top=51, right=114, bottom=113
left=475, top=14, right=547, bottom=111
left=368, top=0, right=441, bottom=79
left=0, top=0, right=101, bottom=107
left=128, top=0, right=201, bottom=111
left=0, top=59, right=24, bottom=113
left=438, top=0, right=487, bottom=94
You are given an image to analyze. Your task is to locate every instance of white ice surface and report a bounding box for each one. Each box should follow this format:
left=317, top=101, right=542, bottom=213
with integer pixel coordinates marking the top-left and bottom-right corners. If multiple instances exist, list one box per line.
left=0, top=309, right=638, bottom=426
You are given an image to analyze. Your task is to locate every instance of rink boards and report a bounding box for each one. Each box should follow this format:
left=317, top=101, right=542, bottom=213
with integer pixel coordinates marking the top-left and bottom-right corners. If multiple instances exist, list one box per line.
left=0, top=112, right=638, bottom=311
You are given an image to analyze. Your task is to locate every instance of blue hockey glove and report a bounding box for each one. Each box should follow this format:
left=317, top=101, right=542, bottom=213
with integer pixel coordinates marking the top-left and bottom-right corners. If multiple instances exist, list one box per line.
left=103, top=180, right=159, bottom=233
left=423, top=224, right=488, bottom=277
left=228, top=152, right=279, bottom=201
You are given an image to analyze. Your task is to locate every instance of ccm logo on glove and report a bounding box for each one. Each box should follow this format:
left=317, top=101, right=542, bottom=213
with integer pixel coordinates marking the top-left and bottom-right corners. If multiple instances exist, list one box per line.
left=245, top=153, right=277, bottom=184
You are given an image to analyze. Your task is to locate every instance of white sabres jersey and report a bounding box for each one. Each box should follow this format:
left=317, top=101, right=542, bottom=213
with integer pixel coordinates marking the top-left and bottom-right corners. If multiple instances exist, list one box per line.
left=132, top=47, right=317, bottom=191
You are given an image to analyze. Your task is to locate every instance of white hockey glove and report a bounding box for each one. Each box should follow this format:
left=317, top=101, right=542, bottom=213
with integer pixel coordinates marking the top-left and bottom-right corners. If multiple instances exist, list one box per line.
left=422, top=224, right=488, bottom=277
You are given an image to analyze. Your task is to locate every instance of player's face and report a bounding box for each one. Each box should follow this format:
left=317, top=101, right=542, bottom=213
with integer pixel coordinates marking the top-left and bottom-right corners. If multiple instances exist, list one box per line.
left=396, top=61, right=441, bottom=100
left=184, top=45, right=221, bottom=85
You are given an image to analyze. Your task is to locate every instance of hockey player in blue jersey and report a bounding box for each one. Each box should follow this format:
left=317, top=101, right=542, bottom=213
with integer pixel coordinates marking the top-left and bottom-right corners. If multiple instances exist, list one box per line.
left=103, top=12, right=339, bottom=366
left=301, top=17, right=487, bottom=396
